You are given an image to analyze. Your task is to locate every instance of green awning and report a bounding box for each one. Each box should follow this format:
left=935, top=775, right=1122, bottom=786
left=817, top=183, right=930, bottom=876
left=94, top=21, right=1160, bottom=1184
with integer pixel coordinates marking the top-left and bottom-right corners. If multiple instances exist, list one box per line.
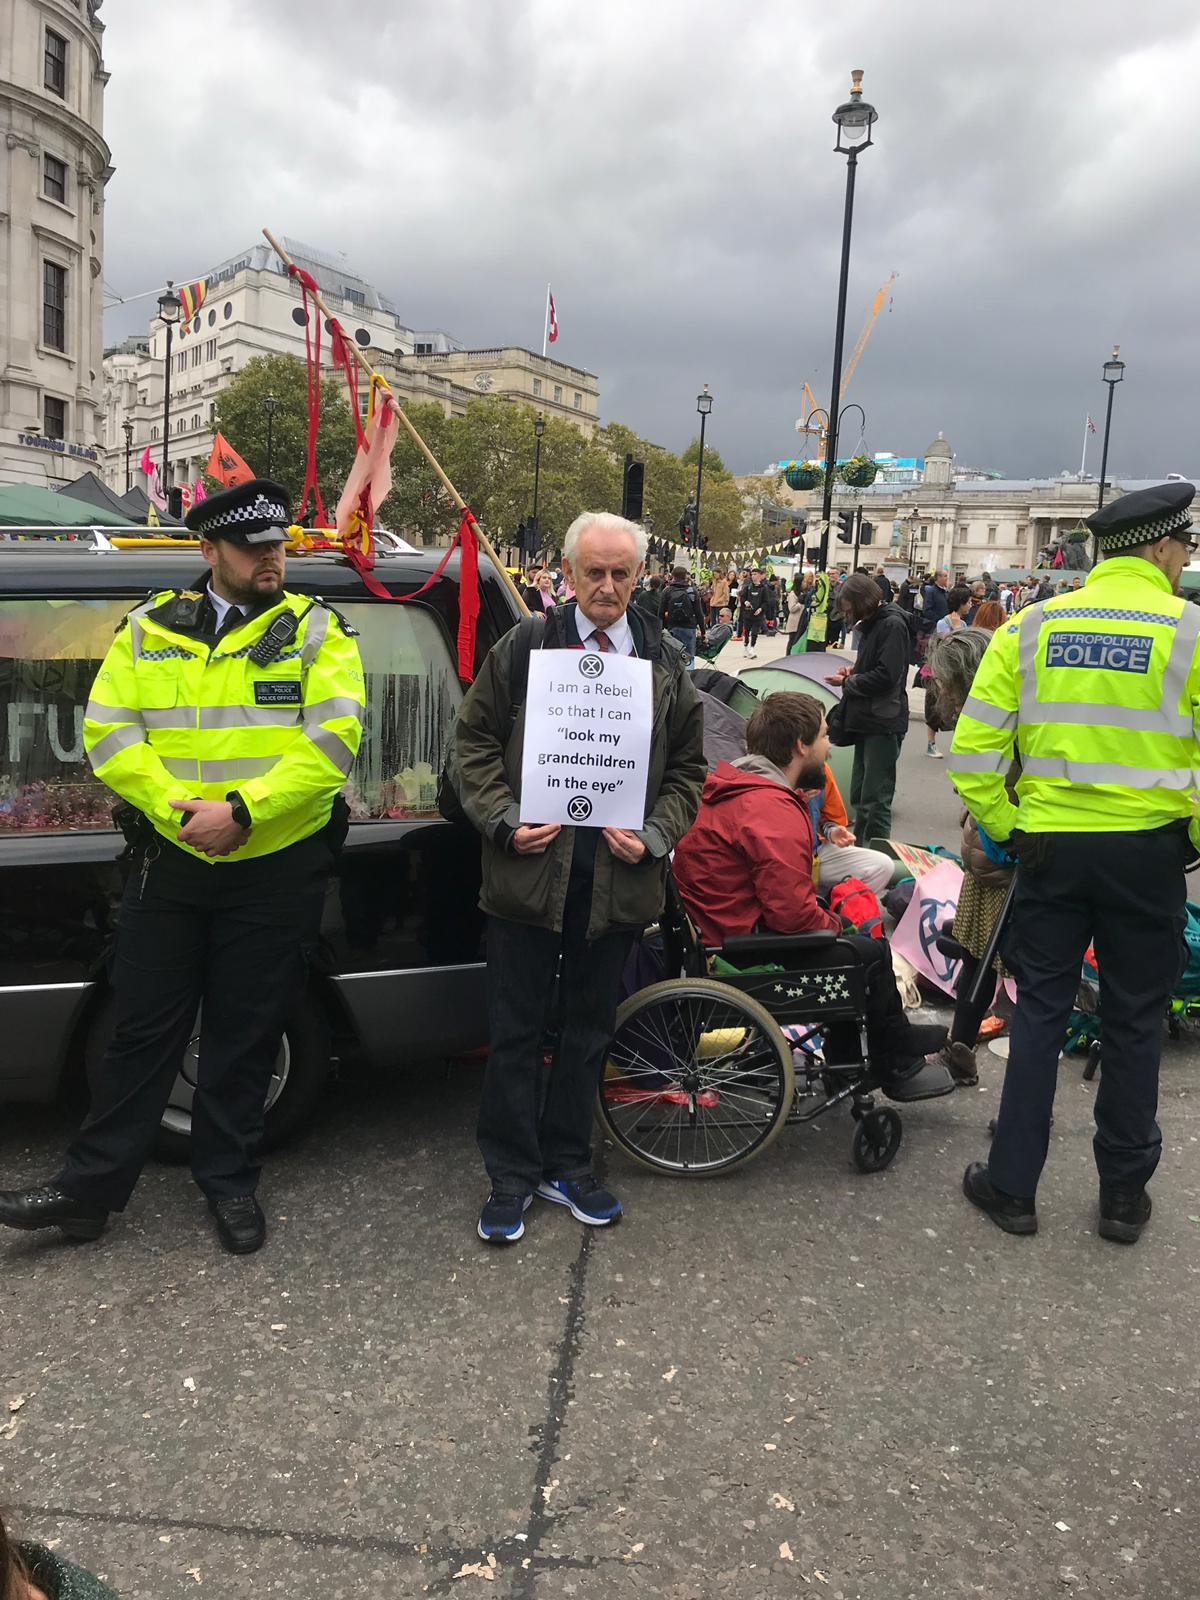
left=0, top=483, right=134, bottom=528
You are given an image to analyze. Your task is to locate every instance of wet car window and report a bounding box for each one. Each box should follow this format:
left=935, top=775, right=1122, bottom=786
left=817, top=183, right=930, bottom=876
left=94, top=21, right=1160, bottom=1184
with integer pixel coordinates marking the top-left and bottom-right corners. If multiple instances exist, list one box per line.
left=0, top=596, right=464, bottom=832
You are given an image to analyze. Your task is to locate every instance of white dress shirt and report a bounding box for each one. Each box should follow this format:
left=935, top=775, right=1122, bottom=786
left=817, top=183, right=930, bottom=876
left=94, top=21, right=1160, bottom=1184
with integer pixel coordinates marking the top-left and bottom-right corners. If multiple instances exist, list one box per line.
left=208, top=589, right=247, bottom=634
left=578, top=609, right=635, bottom=656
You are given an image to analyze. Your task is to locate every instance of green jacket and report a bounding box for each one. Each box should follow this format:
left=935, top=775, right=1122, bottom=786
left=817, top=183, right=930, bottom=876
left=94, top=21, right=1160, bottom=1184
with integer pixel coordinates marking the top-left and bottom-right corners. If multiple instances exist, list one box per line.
left=455, top=602, right=707, bottom=939
left=18, top=1543, right=120, bottom=1599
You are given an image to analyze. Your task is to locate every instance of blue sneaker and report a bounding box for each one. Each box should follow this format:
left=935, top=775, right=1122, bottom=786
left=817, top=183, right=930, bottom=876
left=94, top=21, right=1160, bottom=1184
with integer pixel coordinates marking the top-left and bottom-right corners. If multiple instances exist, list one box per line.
left=477, top=1191, right=532, bottom=1245
left=536, top=1175, right=623, bottom=1227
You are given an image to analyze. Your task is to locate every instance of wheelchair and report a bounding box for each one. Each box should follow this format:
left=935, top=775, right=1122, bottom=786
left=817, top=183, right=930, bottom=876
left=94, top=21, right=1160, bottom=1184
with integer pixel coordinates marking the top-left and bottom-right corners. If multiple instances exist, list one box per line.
left=597, top=877, right=907, bottom=1178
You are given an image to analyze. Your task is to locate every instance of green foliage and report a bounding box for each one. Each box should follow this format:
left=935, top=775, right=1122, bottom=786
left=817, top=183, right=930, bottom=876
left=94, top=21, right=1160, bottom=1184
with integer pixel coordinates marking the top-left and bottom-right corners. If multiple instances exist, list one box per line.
left=211, top=354, right=358, bottom=513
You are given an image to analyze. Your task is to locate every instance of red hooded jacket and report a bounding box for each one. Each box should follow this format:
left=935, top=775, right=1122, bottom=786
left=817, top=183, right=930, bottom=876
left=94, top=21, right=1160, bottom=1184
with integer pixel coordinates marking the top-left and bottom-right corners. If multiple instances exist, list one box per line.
left=672, top=757, right=841, bottom=944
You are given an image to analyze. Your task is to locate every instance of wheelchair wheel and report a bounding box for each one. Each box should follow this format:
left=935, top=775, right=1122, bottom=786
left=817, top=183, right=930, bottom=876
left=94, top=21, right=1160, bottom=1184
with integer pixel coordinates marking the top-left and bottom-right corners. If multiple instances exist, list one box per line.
left=852, top=1107, right=902, bottom=1173
left=598, top=978, right=795, bottom=1176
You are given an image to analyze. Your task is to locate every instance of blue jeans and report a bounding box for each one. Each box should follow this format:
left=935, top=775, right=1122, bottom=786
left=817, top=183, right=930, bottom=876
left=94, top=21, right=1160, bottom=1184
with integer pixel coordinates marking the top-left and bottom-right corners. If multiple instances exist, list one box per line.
left=668, top=625, right=698, bottom=665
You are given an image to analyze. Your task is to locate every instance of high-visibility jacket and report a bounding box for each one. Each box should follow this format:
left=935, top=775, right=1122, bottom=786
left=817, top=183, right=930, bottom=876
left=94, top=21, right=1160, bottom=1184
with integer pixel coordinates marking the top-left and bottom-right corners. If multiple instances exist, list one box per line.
left=948, top=556, right=1200, bottom=842
left=84, top=587, right=365, bottom=863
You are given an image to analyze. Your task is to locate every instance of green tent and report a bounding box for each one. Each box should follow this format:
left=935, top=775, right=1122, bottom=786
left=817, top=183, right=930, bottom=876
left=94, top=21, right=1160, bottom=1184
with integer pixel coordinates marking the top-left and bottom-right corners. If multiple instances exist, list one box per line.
left=0, top=483, right=133, bottom=529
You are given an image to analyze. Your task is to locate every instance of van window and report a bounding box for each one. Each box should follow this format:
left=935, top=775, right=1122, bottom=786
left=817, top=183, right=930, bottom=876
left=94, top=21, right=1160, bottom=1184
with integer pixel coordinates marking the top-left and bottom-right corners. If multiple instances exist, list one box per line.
left=0, top=596, right=464, bottom=832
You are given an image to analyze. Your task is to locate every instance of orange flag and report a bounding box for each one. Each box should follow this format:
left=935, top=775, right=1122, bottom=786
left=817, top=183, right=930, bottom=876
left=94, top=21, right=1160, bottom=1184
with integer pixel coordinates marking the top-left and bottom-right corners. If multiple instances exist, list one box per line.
left=206, top=432, right=254, bottom=488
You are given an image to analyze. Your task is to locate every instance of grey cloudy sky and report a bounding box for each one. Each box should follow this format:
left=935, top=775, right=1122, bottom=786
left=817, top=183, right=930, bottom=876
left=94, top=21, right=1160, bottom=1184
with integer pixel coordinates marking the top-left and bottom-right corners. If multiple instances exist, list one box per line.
left=101, top=0, right=1200, bottom=480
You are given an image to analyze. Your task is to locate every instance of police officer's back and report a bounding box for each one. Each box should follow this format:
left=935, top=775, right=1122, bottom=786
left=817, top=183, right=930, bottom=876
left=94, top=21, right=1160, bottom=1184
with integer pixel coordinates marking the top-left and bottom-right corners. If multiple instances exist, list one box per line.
left=0, top=480, right=364, bottom=1254
left=949, top=482, right=1198, bottom=1242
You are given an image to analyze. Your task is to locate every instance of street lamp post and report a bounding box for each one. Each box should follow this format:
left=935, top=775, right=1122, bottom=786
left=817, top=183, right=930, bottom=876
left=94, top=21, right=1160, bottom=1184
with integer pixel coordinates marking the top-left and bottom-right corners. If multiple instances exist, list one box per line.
left=264, top=392, right=278, bottom=478
left=122, top=418, right=133, bottom=493
left=818, top=70, right=878, bottom=572
left=1090, top=345, right=1127, bottom=565
left=157, top=281, right=182, bottom=501
left=531, top=412, right=546, bottom=551
left=694, top=383, right=713, bottom=549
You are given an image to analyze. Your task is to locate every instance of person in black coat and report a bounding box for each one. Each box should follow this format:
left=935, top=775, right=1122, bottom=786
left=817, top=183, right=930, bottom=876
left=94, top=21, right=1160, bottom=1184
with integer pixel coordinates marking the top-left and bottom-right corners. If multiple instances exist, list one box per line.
left=825, top=571, right=910, bottom=844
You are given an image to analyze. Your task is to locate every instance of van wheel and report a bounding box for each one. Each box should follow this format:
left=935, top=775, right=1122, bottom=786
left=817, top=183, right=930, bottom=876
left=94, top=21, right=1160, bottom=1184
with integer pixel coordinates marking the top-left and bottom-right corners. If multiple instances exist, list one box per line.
left=83, top=990, right=332, bottom=1164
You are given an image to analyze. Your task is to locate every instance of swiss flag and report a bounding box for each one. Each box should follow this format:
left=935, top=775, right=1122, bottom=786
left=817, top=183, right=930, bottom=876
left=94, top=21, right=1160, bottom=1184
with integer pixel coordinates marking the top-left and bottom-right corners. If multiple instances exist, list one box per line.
left=547, top=291, right=559, bottom=344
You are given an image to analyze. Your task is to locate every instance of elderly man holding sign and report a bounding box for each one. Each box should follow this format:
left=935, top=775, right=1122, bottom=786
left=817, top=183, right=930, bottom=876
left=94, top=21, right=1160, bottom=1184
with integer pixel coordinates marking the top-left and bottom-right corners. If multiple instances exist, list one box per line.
left=455, top=512, right=706, bottom=1244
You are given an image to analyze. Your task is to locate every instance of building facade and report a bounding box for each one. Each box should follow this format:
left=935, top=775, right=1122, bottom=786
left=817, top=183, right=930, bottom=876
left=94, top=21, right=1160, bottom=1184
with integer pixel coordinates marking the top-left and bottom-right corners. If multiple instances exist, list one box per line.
left=0, top=0, right=111, bottom=488
left=102, top=239, right=601, bottom=496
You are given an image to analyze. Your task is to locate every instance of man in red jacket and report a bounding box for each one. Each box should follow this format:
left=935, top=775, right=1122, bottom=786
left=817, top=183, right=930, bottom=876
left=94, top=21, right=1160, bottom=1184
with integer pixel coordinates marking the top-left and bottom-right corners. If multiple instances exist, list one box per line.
left=673, top=692, right=953, bottom=1100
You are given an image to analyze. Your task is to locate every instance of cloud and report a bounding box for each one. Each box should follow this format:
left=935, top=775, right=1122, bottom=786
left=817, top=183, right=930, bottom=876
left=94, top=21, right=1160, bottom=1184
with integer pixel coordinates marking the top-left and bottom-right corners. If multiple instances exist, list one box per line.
left=100, top=0, right=1200, bottom=478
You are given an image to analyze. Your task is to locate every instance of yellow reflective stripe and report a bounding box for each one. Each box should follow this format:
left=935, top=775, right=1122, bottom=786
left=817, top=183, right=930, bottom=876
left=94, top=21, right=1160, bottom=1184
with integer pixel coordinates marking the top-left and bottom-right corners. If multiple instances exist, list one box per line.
left=946, top=750, right=1008, bottom=774
left=88, top=724, right=147, bottom=767
left=961, top=695, right=1015, bottom=731
left=302, top=724, right=356, bottom=775
left=1020, top=755, right=1196, bottom=789
left=160, top=755, right=280, bottom=782
left=301, top=696, right=365, bottom=723
left=85, top=699, right=144, bottom=725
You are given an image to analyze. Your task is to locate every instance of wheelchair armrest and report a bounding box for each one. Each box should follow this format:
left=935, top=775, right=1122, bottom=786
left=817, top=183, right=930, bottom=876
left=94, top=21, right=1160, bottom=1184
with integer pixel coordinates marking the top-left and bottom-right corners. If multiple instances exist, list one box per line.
left=717, top=931, right=840, bottom=960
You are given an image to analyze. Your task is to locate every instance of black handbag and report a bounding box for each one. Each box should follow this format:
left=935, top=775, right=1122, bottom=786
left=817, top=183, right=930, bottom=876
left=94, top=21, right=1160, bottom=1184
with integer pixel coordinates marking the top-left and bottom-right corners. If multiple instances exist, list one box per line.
left=825, top=695, right=854, bottom=747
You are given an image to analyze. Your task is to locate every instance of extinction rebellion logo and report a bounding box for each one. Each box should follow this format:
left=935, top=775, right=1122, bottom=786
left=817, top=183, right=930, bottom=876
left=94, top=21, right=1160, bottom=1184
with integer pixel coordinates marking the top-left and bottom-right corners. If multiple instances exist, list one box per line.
left=579, top=654, right=604, bottom=679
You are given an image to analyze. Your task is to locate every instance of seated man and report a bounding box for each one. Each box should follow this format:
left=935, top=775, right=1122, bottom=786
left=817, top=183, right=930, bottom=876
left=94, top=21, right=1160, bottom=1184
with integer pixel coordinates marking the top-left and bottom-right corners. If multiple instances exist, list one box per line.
left=673, top=691, right=953, bottom=1101
left=806, top=763, right=896, bottom=897
left=702, top=606, right=735, bottom=656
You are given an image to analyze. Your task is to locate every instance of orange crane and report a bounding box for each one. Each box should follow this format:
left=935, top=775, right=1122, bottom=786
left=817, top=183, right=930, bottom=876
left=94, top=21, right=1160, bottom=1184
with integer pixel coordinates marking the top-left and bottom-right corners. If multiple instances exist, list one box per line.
left=795, top=271, right=898, bottom=458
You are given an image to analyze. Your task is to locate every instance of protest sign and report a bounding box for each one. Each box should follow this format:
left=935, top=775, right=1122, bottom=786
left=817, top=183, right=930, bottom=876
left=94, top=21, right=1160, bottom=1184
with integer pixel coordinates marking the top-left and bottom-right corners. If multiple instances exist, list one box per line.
left=520, top=649, right=652, bottom=829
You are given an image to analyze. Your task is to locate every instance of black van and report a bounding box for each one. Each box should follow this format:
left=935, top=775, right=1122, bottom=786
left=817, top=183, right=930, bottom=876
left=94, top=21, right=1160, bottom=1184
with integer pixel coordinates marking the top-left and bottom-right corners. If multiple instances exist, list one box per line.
left=0, top=533, right=523, bottom=1154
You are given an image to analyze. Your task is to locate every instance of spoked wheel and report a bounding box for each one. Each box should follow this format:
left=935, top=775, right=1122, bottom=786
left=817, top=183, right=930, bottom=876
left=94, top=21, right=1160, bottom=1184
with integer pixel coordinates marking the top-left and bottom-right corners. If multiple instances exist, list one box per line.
left=851, top=1107, right=903, bottom=1173
left=598, top=978, right=795, bottom=1176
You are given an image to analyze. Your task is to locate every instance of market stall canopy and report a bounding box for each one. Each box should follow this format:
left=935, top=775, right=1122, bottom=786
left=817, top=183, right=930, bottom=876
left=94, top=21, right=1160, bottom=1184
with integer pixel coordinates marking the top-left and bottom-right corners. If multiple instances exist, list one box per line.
left=0, top=483, right=132, bottom=528
left=55, top=470, right=139, bottom=520
left=118, top=483, right=183, bottom=525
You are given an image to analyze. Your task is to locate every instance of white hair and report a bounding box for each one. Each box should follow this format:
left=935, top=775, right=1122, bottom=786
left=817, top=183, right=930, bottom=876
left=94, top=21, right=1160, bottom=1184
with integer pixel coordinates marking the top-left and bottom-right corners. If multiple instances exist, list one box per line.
left=563, top=511, right=648, bottom=567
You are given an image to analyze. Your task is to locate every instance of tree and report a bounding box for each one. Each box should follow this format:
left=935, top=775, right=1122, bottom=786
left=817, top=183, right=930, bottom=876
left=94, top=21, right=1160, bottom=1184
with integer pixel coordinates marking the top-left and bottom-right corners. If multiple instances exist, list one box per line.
left=681, top=437, right=732, bottom=481
left=210, top=354, right=359, bottom=517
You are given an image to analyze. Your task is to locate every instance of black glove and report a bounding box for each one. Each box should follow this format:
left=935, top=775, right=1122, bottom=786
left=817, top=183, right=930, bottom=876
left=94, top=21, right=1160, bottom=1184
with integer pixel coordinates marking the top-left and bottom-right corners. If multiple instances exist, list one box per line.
left=1007, top=829, right=1053, bottom=873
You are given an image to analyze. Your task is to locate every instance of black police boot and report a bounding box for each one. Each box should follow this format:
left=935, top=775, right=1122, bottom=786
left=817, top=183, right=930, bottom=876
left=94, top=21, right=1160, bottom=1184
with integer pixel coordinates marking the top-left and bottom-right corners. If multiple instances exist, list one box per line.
left=1098, top=1186, right=1151, bottom=1245
left=0, top=1185, right=107, bottom=1242
left=962, top=1161, right=1038, bottom=1235
left=208, top=1194, right=266, bottom=1255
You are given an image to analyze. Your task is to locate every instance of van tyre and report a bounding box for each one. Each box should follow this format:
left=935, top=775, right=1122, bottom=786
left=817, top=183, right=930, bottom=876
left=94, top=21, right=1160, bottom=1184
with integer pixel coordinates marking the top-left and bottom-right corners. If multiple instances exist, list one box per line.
left=82, top=989, right=332, bottom=1164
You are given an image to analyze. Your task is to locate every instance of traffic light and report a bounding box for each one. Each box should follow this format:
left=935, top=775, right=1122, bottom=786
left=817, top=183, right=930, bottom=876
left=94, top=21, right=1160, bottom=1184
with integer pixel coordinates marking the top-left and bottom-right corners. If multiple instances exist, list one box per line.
left=859, top=519, right=874, bottom=546
left=836, top=510, right=854, bottom=543
left=622, top=454, right=645, bottom=522
left=678, top=500, right=696, bottom=541
left=168, top=486, right=184, bottom=521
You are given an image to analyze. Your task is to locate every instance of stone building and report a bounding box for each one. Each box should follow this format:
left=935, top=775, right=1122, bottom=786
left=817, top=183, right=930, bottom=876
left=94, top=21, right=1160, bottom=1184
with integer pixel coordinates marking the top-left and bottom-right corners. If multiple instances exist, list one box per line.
left=102, top=238, right=600, bottom=496
left=0, top=0, right=111, bottom=488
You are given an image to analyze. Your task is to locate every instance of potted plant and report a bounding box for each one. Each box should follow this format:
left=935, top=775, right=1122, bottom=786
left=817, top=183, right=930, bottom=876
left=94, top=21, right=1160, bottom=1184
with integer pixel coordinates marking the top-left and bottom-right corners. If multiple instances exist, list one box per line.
left=784, top=460, right=823, bottom=491
left=840, top=454, right=878, bottom=488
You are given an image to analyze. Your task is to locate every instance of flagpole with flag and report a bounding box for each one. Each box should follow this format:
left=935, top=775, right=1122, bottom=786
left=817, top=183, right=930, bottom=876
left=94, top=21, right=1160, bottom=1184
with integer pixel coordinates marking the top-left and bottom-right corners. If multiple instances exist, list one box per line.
left=542, top=284, right=558, bottom=356
left=542, top=283, right=551, bottom=357
left=1080, top=412, right=1097, bottom=479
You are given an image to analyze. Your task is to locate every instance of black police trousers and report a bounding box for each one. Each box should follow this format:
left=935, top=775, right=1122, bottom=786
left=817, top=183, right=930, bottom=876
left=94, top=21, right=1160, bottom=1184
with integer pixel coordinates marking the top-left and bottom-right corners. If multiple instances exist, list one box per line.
left=56, top=833, right=329, bottom=1212
left=478, top=874, right=634, bottom=1195
left=988, top=825, right=1188, bottom=1199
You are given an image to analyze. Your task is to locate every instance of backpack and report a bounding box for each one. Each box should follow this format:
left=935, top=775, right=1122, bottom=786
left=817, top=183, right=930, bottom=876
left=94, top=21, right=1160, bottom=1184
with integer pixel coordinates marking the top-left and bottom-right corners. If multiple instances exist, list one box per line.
left=829, top=876, right=885, bottom=939
left=437, top=615, right=543, bottom=826
left=665, top=583, right=699, bottom=629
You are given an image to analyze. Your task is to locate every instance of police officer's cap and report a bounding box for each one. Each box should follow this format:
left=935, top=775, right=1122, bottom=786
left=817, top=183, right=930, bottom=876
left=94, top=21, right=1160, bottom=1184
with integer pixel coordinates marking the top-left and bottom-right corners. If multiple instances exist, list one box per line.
left=185, top=478, right=292, bottom=545
left=1085, top=480, right=1195, bottom=554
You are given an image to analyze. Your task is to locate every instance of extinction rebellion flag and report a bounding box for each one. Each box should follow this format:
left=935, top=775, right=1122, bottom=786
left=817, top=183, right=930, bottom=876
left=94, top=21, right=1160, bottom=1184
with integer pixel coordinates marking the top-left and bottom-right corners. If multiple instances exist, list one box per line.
left=206, top=431, right=254, bottom=488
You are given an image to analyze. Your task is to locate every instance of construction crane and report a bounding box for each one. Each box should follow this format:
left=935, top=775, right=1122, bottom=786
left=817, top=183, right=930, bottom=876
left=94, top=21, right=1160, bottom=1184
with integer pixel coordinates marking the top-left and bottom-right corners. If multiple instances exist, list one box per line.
left=794, top=271, right=898, bottom=458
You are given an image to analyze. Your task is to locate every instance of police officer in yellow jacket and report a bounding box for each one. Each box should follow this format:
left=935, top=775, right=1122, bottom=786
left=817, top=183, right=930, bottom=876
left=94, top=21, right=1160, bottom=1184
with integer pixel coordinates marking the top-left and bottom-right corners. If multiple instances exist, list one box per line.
left=948, top=481, right=1198, bottom=1243
left=0, top=480, right=364, bottom=1254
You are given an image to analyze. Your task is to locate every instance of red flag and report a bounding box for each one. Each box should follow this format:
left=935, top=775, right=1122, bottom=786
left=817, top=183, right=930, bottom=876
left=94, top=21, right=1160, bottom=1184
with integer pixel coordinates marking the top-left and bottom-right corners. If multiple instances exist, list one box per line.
left=206, top=431, right=254, bottom=488
left=1087, top=414, right=1097, bottom=433
left=547, top=291, right=559, bottom=344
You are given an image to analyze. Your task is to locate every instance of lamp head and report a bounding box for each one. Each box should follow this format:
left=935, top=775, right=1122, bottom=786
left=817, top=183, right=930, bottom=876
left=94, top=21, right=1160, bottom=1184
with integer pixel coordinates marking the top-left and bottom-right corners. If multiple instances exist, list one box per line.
left=833, top=69, right=878, bottom=153
left=157, top=280, right=182, bottom=325
left=534, top=413, right=546, bottom=438
left=696, top=383, right=713, bottom=417
left=121, top=418, right=133, bottom=441
left=1103, top=344, right=1125, bottom=385
left=264, top=392, right=277, bottom=414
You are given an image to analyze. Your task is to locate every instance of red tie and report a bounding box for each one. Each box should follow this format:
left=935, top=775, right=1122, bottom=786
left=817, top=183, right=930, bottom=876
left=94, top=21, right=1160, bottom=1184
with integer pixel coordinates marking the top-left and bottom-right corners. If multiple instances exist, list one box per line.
left=592, top=630, right=611, bottom=653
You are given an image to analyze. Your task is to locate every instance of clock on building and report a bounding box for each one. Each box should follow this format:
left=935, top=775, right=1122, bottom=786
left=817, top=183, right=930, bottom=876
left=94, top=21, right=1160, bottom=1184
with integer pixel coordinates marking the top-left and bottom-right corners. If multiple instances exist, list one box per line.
left=473, top=372, right=493, bottom=393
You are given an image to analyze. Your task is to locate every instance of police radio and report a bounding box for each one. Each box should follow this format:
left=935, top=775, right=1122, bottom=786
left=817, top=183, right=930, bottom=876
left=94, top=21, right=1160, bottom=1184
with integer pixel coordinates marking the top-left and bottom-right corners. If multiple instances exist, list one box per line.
left=248, top=601, right=316, bottom=666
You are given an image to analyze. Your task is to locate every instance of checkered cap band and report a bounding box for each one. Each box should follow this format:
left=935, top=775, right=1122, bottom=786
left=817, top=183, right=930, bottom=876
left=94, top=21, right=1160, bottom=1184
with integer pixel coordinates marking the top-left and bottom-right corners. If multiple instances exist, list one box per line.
left=1100, top=506, right=1193, bottom=551
left=199, top=494, right=288, bottom=535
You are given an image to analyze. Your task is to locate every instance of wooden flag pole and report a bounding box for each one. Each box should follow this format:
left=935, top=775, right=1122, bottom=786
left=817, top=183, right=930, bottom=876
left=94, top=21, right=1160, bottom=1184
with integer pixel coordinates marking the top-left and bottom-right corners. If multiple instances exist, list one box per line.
left=262, top=228, right=528, bottom=616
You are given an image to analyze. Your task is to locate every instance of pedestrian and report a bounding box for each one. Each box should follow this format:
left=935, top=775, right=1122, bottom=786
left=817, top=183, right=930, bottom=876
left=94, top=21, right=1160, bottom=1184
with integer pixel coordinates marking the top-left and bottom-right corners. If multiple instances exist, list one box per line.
left=824, top=571, right=910, bottom=846
left=708, top=567, right=731, bottom=624
left=0, top=480, right=365, bottom=1255
left=524, top=569, right=558, bottom=615
left=660, top=564, right=707, bottom=667
left=454, top=511, right=706, bottom=1244
left=897, top=576, right=917, bottom=613
left=971, top=600, right=1006, bottom=632
left=964, top=581, right=986, bottom=624
left=704, top=605, right=735, bottom=655
left=873, top=564, right=894, bottom=604
left=922, top=583, right=973, bottom=758
left=1, top=1507, right=119, bottom=1599
left=633, top=573, right=663, bottom=619
left=739, top=565, right=770, bottom=657
left=785, top=572, right=813, bottom=654
left=950, top=481, right=1199, bottom=1242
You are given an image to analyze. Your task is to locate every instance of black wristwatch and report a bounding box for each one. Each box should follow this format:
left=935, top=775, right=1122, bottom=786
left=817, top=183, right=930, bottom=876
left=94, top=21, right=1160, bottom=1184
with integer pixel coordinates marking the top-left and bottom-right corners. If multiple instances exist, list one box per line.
left=225, top=790, right=252, bottom=830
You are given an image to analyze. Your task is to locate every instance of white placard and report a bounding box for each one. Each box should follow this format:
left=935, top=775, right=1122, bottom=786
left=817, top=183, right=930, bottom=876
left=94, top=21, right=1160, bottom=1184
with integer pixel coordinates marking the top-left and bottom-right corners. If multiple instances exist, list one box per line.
left=520, top=649, right=653, bottom=829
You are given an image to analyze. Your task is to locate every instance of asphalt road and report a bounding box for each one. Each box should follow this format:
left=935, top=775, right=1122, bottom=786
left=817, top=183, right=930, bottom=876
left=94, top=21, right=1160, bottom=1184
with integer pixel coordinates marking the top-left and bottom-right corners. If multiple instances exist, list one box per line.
left=3, top=656, right=1198, bottom=1599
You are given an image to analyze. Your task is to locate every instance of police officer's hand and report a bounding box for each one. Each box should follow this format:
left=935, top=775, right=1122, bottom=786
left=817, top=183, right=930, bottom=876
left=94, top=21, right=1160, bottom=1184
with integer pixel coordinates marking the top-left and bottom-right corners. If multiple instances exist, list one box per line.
left=170, top=798, right=250, bottom=858
left=513, top=822, right=561, bottom=855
